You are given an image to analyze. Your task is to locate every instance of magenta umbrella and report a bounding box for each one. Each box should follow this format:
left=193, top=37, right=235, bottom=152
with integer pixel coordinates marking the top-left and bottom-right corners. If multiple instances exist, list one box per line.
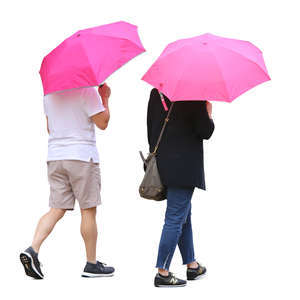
left=142, top=33, right=270, bottom=102
left=40, top=21, right=145, bottom=95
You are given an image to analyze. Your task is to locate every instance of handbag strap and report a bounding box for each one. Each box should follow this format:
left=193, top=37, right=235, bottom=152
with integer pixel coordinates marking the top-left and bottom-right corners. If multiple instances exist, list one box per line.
left=152, top=93, right=174, bottom=155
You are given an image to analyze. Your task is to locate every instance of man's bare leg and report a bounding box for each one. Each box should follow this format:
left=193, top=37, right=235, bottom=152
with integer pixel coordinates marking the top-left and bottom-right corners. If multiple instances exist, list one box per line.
left=20, top=208, right=66, bottom=279
left=31, top=208, right=66, bottom=252
left=80, top=207, right=97, bottom=264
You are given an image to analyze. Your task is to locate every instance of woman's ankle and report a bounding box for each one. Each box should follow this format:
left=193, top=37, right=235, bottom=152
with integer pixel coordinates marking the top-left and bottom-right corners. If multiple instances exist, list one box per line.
left=187, top=261, right=198, bottom=269
left=158, top=268, right=169, bottom=276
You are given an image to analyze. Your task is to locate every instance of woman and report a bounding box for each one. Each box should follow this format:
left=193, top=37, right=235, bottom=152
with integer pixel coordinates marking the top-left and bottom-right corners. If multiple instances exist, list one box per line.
left=147, top=88, right=215, bottom=287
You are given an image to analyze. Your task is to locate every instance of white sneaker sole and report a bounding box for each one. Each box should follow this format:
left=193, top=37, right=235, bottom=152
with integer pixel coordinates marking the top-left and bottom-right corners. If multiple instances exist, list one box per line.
left=188, top=272, right=207, bottom=281
left=81, top=272, right=114, bottom=278
left=20, top=252, right=44, bottom=279
left=155, top=283, right=187, bottom=288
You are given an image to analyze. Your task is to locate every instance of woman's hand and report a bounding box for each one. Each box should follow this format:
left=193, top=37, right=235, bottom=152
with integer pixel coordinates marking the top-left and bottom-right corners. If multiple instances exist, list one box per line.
left=98, top=83, right=111, bottom=108
left=206, top=101, right=212, bottom=119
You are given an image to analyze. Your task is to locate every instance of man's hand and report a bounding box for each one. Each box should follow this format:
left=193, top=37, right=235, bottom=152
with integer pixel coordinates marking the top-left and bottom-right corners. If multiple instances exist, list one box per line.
left=206, top=101, right=212, bottom=119
left=92, top=83, right=111, bottom=130
left=98, top=83, right=111, bottom=108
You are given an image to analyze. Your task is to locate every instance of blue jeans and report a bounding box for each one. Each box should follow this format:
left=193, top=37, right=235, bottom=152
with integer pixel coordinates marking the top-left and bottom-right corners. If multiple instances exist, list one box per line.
left=156, top=186, right=195, bottom=270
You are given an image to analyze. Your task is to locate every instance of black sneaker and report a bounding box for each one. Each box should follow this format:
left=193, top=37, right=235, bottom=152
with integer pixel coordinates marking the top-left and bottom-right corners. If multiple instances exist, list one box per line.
left=20, top=247, right=44, bottom=279
left=154, top=272, right=186, bottom=287
left=81, top=261, right=115, bottom=278
left=187, top=262, right=207, bottom=280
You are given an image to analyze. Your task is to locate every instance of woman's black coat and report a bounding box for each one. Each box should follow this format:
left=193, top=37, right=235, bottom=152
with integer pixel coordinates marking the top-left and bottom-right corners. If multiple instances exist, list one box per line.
left=147, top=88, right=215, bottom=190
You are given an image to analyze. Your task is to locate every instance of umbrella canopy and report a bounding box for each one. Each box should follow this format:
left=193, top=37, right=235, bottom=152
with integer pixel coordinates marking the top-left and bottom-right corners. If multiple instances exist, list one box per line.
left=142, top=33, right=270, bottom=102
left=40, top=21, right=145, bottom=95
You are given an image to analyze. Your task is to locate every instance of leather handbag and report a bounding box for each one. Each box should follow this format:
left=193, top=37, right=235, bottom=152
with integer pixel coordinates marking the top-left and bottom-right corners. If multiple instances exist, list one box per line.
left=139, top=94, right=174, bottom=201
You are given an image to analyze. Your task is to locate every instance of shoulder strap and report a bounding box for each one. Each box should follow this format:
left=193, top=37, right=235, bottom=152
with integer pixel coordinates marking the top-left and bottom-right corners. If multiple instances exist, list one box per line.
left=152, top=93, right=174, bottom=155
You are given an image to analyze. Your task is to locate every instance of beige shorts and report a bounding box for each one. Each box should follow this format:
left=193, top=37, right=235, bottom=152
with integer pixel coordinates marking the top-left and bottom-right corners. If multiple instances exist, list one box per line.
left=47, top=160, right=101, bottom=210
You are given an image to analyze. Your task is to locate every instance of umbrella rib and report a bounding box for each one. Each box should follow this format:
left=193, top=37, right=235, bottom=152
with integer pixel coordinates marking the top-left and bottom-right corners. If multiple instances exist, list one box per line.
left=159, top=43, right=191, bottom=59
left=167, top=49, right=191, bottom=101
left=78, top=21, right=145, bottom=49
left=171, top=46, right=231, bottom=101
left=211, top=45, right=270, bottom=101
left=171, top=62, right=192, bottom=101
left=209, top=48, right=232, bottom=101
left=79, top=36, right=145, bottom=86
left=78, top=31, right=145, bottom=51
left=213, top=43, right=270, bottom=78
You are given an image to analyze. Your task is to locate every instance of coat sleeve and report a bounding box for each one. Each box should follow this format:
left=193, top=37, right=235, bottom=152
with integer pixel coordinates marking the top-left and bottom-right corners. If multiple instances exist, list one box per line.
left=147, top=89, right=158, bottom=151
left=193, top=101, right=215, bottom=140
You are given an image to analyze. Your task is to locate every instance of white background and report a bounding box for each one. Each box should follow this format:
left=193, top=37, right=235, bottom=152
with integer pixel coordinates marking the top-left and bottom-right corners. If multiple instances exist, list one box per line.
left=0, top=0, right=299, bottom=299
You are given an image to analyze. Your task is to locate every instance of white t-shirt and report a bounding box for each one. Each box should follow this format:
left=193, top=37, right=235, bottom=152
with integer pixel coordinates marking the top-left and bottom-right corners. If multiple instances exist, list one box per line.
left=43, top=87, right=105, bottom=162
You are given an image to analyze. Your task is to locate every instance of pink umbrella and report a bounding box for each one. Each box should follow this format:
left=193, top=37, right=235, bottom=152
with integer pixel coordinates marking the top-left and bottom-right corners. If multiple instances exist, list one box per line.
left=40, top=21, right=145, bottom=95
left=142, top=33, right=270, bottom=102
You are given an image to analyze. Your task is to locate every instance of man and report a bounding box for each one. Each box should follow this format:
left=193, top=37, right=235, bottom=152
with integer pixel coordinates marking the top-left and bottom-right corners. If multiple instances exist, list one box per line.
left=20, top=84, right=114, bottom=279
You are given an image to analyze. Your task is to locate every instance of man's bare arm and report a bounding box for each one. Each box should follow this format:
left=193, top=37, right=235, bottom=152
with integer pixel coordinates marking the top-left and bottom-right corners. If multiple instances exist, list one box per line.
left=91, top=83, right=111, bottom=130
left=46, top=116, right=49, bottom=134
left=91, top=109, right=110, bottom=130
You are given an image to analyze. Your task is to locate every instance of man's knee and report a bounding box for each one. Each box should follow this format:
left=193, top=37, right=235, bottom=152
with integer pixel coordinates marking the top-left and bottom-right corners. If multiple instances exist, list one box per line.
left=81, top=206, right=97, bottom=217
left=49, top=208, right=66, bottom=220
